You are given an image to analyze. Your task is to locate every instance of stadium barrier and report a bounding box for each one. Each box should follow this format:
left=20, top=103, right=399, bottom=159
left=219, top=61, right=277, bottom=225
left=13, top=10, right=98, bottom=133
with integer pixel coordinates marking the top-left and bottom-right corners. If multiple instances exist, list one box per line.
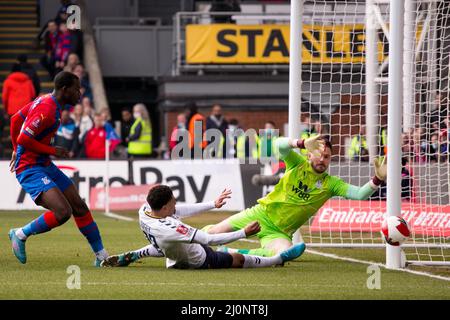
left=0, top=159, right=245, bottom=211
left=311, top=199, right=450, bottom=237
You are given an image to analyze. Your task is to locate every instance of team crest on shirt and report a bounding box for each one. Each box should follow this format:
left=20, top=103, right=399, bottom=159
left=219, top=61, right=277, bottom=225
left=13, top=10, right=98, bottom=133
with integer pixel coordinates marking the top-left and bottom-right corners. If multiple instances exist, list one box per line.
left=41, top=177, right=51, bottom=185
left=315, top=180, right=323, bottom=189
left=176, top=224, right=189, bottom=235
left=31, top=118, right=41, bottom=129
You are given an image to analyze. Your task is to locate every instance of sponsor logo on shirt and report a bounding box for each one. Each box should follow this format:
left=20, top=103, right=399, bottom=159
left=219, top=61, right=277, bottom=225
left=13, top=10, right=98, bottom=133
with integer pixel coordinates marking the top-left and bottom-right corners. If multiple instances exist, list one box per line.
left=315, top=180, right=323, bottom=189
left=41, top=177, right=51, bottom=185
left=31, top=117, right=42, bottom=129
left=25, top=127, right=35, bottom=136
left=292, top=180, right=311, bottom=200
left=176, top=224, right=189, bottom=235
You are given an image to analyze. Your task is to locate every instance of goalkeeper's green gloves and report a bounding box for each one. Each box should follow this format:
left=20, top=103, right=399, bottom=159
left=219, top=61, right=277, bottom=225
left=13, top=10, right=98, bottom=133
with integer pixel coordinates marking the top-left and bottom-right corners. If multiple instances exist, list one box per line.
left=295, top=134, right=325, bottom=157
left=372, top=156, right=387, bottom=187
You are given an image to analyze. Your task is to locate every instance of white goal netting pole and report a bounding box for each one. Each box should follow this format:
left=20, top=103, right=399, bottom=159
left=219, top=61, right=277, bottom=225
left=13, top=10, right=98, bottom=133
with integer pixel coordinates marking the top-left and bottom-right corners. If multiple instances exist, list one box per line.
left=290, top=0, right=305, bottom=245
left=386, top=0, right=404, bottom=269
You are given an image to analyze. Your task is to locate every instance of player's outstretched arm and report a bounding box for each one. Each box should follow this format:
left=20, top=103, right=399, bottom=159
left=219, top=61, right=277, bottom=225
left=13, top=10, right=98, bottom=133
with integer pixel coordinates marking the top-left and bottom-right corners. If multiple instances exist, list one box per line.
left=175, top=189, right=232, bottom=217
left=192, top=221, right=260, bottom=246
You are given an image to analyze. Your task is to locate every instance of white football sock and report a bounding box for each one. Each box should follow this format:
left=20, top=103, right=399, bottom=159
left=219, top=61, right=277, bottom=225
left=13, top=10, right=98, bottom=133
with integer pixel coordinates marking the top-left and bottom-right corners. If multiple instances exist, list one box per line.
left=95, top=249, right=109, bottom=260
left=133, top=245, right=164, bottom=259
left=242, top=254, right=282, bottom=268
left=15, top=228, right=28, bottom=241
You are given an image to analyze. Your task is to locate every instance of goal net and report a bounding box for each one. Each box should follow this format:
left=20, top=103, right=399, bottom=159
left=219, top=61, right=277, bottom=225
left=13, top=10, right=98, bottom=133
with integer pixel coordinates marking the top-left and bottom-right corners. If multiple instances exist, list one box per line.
left=295, top=0, right=450, bottom=266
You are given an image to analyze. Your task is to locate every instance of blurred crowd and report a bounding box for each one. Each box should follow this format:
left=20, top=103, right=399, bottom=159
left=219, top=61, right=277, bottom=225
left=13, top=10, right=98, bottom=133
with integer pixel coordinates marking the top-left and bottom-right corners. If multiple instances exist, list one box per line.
left=168, top=102, right=280, bottom=161
left=348, top=91, right=450, bottom=165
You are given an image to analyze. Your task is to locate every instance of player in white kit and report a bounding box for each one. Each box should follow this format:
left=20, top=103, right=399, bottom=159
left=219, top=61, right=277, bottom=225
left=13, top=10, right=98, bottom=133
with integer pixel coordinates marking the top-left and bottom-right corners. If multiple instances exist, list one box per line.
left=101, top=185, right=306, bottom=269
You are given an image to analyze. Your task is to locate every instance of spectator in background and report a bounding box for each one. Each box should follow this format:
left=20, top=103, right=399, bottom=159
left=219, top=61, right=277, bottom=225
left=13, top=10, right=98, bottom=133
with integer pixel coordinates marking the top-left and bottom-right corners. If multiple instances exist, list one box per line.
left=210, top=0, right=241, bottom=23
left=429, top=91, right=449, bottom=130
left=99, top=106, right=114, bottom=128
left=73, top=63, right=92, bottom=100
left=259, top=121, right=277, bottom=159
left=401, top=131, right=414, bottom=159
left=12, top=55, right=40, bottom=96
left=82, top=96, right=94, bottom=116
left=429, top=133, right=440, bottom=163
left=63, top=52, right=80, bottom=72
left=120, top=108, right=134, bottom=148
left=348, top=125, right=369, bottom=162
left=2, top=69, right=35, bottom=117
left=127, top=103, right=153, bottom=159
left=83, top=113, right=106, bottom=159
left=98, top=106, right=121, bottom=153
left=169, top=113, right=187, bottom=157
left=40, top=20, right=60, bottom=78
left=300, top=116, right=321, bottom=155
left=401, top=157, right=413, bottom=201
left=54, top=109, right=80, bottom=158
left=185, top=102, right=207, bottom=158
left=35, top=0, right=72, bottom=47
left=439, top=130, right=449, bottom=162
left=71, top=103, right=93, bottom=142
left=54, top=22, right=72, bottom=73
left=227, top=118, right=259, bottom=161
left=412, top=127, right=427, bottom=163
left=301, top=117, right=321, bottom=140
left=206, top=104, right=228, bottom=158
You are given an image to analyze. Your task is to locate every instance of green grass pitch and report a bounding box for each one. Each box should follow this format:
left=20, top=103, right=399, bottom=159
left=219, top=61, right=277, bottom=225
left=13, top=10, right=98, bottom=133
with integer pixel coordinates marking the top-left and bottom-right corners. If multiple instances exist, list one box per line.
left=0, top=211, right=449, bottom=299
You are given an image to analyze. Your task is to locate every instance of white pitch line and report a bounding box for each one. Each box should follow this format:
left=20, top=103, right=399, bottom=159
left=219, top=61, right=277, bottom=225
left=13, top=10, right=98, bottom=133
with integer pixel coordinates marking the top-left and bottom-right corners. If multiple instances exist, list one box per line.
left=0, top=281, right=355, bottom=288
left=239, top=239, right=450, bottom=282
left=102, top=216, right=450, bottom=282
left=103, top=211, right=135, bottom=222
left=306, top=249, right=450, bottom=282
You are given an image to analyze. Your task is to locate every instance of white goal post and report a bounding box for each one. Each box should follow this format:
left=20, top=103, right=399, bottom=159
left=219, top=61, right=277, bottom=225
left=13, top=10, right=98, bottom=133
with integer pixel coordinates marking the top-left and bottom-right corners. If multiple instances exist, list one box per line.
left=289, top=0, right=450, bottom=268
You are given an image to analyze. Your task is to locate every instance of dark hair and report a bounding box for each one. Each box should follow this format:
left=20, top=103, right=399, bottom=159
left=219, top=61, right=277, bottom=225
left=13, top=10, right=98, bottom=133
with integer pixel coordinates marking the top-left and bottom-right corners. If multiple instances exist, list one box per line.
left=147, top=185, right=174, bottom=210
left=11, top=63, right=21, bottom=72
left=17, top=54, right=27, bottom=63
left=121, top=107, right=132, bottom=113
left=229, top=118, right=239, bottom=125
left=54, top=71, right=78, bottom=90
left=322, top=137, right=332, bottom=150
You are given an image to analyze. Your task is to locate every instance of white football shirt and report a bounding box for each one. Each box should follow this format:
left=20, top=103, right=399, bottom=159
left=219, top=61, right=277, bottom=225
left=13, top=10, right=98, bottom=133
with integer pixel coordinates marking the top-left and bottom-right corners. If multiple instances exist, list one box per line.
left=138, top=203, right=207, bottom=269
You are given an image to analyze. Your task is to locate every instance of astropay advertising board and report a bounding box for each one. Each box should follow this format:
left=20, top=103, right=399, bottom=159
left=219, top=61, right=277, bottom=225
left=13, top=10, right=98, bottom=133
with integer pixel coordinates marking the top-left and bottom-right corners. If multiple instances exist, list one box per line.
left=0, top=161, right=129, bottom=210
left=0, top=159, right=245, bottom=211
left=132, top=159, right=245, bottom=211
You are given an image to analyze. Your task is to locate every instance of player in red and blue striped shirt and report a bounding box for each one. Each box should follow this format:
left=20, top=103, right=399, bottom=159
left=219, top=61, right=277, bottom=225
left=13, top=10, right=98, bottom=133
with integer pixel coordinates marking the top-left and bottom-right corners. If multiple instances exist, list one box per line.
left=8, top=71, right=109, bottom=266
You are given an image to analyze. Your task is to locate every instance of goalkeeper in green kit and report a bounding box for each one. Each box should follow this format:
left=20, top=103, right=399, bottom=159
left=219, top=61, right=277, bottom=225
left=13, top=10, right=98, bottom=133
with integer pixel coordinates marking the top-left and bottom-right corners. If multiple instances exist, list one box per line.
left=100, top=135, right=387, bottom=266
left=204, top=135, right=387, bottom=257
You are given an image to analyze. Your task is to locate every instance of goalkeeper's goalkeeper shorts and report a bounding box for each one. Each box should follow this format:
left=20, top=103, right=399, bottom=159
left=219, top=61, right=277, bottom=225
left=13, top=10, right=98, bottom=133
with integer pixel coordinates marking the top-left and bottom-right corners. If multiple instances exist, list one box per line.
left=228, top=204, right=292, bottom=248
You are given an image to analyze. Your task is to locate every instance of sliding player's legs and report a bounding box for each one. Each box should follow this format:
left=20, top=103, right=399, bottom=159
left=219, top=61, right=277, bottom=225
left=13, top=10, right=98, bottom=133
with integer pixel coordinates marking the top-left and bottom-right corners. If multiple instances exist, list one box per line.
left=206, top=204, right=291, bottom=257
left=199, top=243, right=306, bottom=269
left=101, top=245, right=164, bottom=267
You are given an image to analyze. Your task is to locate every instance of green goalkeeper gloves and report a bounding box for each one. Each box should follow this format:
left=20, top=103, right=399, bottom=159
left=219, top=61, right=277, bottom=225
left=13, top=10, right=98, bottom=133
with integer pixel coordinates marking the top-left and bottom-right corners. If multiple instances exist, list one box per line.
left=304, top=134, right=325, bottom=157
left=373, top=156, right=387, bottom=181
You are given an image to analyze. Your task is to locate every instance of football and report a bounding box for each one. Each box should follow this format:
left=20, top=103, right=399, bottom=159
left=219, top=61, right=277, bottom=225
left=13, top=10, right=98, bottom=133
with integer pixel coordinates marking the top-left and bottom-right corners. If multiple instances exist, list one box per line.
left=381, top=216, right=411, bottom=246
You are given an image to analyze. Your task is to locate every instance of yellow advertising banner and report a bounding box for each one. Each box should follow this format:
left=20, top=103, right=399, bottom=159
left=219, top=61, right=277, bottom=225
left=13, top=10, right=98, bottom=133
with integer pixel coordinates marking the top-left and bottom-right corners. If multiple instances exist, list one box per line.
left=186, top=24, right=390, bottom=64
